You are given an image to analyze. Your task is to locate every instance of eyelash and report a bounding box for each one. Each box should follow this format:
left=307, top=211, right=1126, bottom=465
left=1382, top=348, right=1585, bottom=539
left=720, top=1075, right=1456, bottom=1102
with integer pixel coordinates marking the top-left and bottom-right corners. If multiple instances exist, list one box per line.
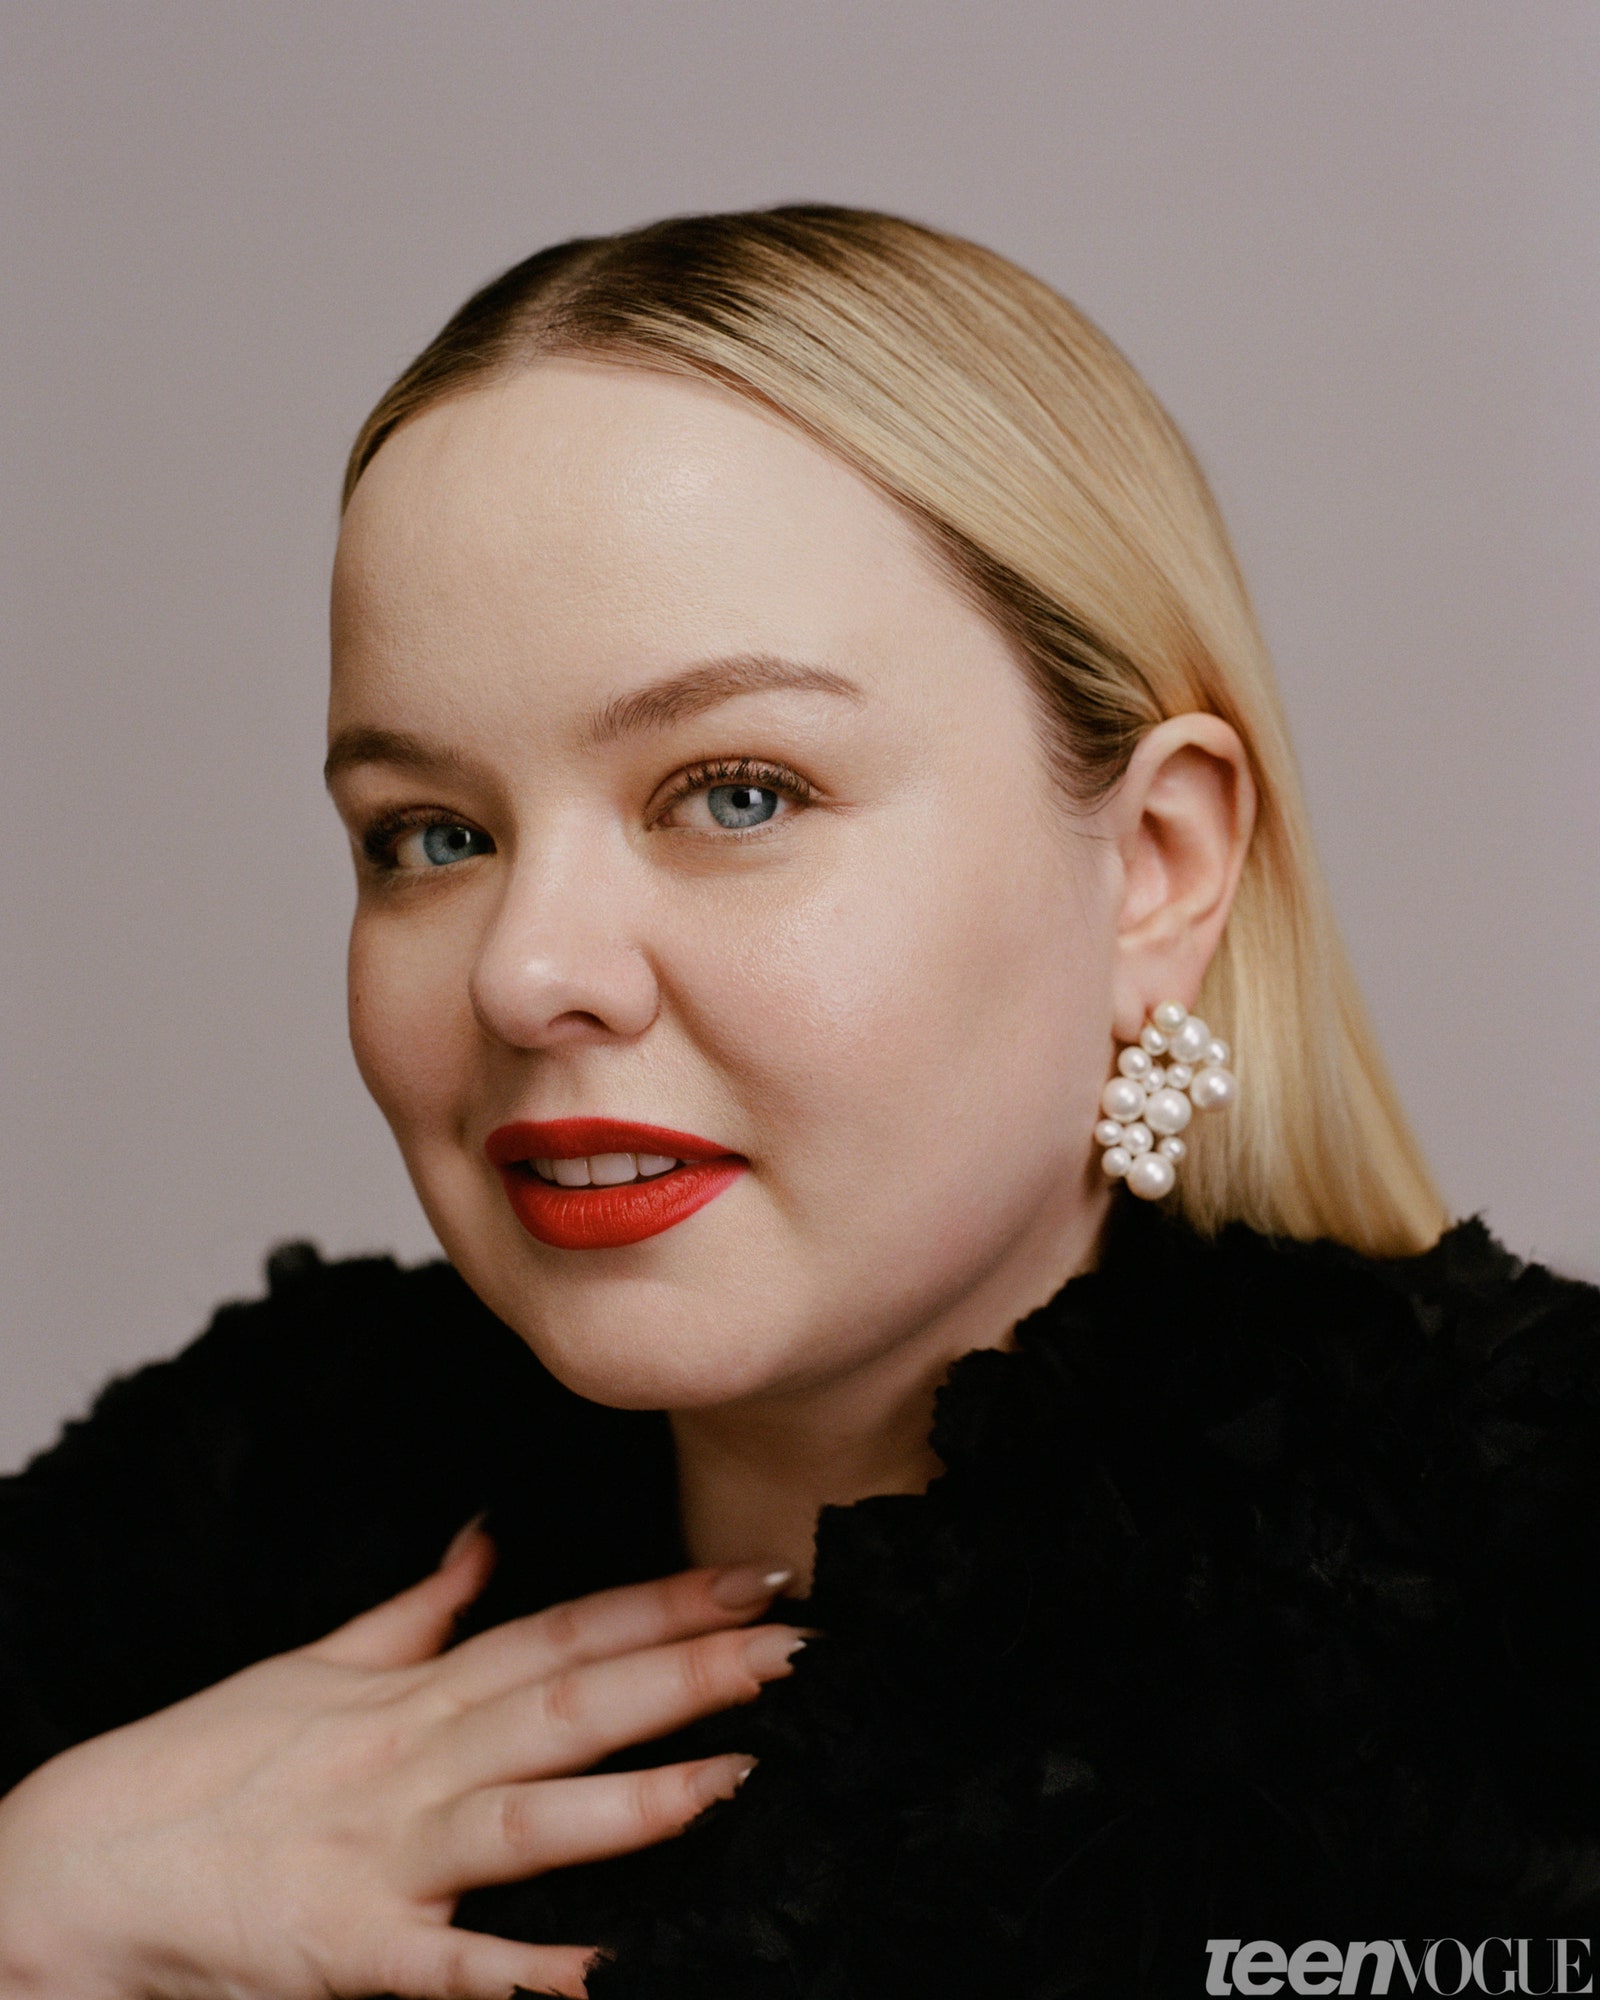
left=359, top=806, right=477, bottom=872
left=652, top=756, right=816, bottom=830
left=357, top=758, right=816, bottom=873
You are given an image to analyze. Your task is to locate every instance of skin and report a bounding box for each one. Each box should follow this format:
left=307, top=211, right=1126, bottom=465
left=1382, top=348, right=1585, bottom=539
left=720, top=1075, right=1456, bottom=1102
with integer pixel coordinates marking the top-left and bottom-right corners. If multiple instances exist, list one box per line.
left=328, top=360, right=1253, bottom=1576
left=0, top=357, right=1253, bottom=1998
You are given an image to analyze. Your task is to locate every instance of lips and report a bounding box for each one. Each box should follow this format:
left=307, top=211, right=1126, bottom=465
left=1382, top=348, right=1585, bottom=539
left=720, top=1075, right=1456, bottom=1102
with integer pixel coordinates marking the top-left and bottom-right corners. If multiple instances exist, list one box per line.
left=485, top=1117, right=747, bottom=1250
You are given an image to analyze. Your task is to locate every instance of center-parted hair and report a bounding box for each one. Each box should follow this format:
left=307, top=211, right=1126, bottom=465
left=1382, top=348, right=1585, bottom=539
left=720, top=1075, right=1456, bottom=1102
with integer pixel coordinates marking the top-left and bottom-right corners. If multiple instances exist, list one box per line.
left=344, top=204, right=1444, bottom=1255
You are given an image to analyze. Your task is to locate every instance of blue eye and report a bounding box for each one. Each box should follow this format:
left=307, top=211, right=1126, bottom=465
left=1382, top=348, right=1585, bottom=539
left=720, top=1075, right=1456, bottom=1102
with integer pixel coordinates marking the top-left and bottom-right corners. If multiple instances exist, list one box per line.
left=421, top=824, right=489, bottom=865
left=706, top=784, right=780, bottom=829
left=654, top=759, right=812, bottom=835
left=385, top=821, right=494, bottom=870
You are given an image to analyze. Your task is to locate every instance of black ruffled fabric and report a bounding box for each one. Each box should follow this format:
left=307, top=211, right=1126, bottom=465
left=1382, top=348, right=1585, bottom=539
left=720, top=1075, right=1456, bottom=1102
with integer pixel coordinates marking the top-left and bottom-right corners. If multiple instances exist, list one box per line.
left=1, top=1201, right=1598, bottom=1994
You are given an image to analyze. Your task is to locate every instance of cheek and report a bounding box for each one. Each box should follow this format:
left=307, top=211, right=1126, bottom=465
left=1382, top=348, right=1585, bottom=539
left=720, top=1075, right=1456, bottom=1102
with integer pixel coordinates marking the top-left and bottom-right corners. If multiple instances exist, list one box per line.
left=678, top=813, right=1113, bottom=1224
left=346, top=911, right=477, bottom=1144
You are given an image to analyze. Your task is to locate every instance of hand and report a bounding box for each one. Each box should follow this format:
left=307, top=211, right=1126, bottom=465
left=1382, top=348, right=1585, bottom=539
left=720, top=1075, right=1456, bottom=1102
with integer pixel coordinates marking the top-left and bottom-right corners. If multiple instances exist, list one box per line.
left=0, top=1528, right=802, bottom=1999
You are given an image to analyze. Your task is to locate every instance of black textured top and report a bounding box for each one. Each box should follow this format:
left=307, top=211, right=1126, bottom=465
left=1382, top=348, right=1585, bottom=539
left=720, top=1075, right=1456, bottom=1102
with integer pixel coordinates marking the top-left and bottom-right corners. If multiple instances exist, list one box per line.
left=2, top=1199, right=1599, bottom=1995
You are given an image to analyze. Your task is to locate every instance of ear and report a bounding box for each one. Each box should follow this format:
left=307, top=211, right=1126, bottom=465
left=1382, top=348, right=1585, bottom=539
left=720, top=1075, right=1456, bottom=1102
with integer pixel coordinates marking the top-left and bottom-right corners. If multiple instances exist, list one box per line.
left=1100, top=714, right=1256, bottom=1044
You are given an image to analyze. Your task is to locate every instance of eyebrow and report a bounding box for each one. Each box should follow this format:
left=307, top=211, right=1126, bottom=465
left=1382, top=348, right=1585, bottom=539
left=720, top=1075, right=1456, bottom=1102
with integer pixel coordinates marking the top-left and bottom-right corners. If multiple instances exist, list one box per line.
left=323, top=727, right=467, bottom=787
left=582, top=653, right=865, bottom=746
left=325, top=653, right=866, bottom=785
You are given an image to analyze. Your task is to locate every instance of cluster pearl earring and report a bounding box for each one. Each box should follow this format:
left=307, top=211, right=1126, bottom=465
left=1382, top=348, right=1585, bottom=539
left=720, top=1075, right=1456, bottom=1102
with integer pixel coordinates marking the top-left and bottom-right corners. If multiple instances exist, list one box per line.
left=1094, top=1001, right=1238, bottom=1200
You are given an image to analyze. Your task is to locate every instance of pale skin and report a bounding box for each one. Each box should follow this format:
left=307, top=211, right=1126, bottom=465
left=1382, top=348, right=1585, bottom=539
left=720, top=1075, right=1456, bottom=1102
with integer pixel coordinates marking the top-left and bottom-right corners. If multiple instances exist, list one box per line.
left=0, top=359, right=1254, bottom=1997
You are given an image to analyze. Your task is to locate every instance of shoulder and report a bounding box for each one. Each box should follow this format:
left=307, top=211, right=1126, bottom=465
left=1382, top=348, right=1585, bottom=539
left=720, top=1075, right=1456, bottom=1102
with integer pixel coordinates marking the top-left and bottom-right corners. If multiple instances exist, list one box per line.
left=158, top=1239, right=557, bottom=1434
left=0, top=1246, right=642, bottom=1749
left=997, top=1206, right=1600, bottom=1599
left=16, top=1243, right=556, bottom=1521
left=961, top=1206, right=1600, bottom=1925
left=1001, top=1201, right=1600, bottom=1463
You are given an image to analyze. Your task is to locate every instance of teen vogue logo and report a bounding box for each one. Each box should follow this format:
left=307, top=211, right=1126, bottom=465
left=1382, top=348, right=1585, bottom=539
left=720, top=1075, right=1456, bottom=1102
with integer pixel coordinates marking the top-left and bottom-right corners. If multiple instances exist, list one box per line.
left=1204, top=1938, right=1593, bottom=1995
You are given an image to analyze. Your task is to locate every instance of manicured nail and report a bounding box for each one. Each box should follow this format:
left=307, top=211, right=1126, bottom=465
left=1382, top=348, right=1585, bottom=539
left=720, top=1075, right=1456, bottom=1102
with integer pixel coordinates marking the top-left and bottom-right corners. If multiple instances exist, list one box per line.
left=439, top=1511, right=488, bottom=1568
left=692, top=1754, right=758, bottom=1806
left=743, top=1627, right=807, bottom=1679
left=709, top=1563, right=794, bottom=1609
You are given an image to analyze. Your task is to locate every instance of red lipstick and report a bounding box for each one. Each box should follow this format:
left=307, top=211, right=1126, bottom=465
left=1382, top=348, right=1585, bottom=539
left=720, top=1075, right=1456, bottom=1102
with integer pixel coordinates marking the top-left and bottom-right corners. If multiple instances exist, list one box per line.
left=485, top=1117, right=747, bottom=1250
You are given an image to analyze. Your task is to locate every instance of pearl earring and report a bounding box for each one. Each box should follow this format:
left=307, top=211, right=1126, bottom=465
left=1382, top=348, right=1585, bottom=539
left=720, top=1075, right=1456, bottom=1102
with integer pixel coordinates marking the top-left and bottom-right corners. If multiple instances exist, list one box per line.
left=1094, top=1000, right=1238, bottom=1200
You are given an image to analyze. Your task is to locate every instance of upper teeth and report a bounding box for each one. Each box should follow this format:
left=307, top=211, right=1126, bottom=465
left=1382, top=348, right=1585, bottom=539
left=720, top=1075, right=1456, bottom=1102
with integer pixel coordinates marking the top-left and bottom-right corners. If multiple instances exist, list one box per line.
left=533, top=1152, right=680, bottom=1187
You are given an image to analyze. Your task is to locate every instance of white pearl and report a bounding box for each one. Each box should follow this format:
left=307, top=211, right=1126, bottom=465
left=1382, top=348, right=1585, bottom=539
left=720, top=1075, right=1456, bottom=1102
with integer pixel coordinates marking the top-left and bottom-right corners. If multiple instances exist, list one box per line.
left=1167, top=1015, right=1210, bottom=1065
left=1144, top=1064, right=1167, bottom=1090
left=1121, top=1121, right=1153, bottom=1154
left=1094, top=1119, right=1125, bottom=1148
left=1158, top=1136, right=1186, bottom=1161
left=1100, top=1076, right=1145, bottom=1122
left=1139, top=1026, right=1168, bottom=1055
left=1165, top=1063, right=1192, bottom=1089
left=1189, top=1065, right=1238, bottom=1112
left=1152, top=1001, right=1187, bottom=1033
left=1205, top=1039, right=1230, bottom=1068
left=1117, top=1046, right=1152, bottom=1080
left=1142, top=1087, right=1193, bottom=1136
left=1126, top=1151, right=1176, bottom=1200
left=1101, top=1145, right=1132, bottom=1179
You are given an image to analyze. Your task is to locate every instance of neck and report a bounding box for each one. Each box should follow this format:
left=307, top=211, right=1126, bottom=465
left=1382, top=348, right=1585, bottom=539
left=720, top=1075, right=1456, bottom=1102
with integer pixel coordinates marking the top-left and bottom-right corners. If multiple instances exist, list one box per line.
left=670, top=1188, right=1110, bottom=1590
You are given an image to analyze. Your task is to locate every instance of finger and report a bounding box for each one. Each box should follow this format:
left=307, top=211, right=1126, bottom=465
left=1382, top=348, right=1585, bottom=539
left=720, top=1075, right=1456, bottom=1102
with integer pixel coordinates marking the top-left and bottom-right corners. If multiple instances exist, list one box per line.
left=415, top=1754, right=757, bottom=1896
left=442, top=1624, right=805, bottom=1789
left=434, top=1561, right=794, bottom=1706
left=307, top=1521, right=496, bottom=1670
left=379, top=1925, right=594, bottom=2000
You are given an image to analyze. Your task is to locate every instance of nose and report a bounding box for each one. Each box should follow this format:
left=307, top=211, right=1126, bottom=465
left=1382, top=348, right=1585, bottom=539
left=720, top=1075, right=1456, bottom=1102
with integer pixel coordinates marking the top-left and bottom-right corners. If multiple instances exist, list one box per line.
left=468, top=834, right=660, bottom=1050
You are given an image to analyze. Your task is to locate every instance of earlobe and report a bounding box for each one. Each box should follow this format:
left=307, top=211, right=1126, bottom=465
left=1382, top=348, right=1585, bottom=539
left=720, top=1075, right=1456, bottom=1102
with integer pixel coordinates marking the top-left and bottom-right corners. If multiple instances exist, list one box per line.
left=1105, top=714, right=1256, bottom=1037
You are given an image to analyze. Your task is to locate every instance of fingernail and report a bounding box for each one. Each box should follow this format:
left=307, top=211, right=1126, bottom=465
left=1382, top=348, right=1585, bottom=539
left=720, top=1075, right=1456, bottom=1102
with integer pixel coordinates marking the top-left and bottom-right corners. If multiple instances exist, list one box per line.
left=439, top=1511, right=487, bottom=1568
left=709, top=1563, right=794, bottom=1609
left=743, top=1627, right=807, bottom=1679
left=692, top=1753, right=758, bottom=1806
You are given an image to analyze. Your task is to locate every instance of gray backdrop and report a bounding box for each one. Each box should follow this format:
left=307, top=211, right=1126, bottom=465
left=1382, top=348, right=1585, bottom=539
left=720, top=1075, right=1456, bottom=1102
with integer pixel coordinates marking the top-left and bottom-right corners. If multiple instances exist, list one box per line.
left=3, top=1, right=1596, bottom=1473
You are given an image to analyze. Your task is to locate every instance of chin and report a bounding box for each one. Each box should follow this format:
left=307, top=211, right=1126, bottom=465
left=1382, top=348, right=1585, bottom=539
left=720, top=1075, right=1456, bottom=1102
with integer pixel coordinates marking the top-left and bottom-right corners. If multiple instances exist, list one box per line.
left=422, top=1199, right=793, bottom=1411
left=497, top=1290, right=807, bottom=1412
left=547, top=1336, right=791, bottom=1412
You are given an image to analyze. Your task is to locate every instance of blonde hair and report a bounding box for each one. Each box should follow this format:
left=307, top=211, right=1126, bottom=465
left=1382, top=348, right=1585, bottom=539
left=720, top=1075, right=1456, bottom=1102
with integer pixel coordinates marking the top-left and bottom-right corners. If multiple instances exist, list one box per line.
left=344, top=205, right=1446, bottom=1257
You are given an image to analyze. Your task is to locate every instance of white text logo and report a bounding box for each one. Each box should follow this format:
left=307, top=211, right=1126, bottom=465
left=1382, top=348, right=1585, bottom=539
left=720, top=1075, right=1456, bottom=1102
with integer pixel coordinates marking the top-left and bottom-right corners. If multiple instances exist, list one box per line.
left=1203, top=1938, right=1593, bottom=1995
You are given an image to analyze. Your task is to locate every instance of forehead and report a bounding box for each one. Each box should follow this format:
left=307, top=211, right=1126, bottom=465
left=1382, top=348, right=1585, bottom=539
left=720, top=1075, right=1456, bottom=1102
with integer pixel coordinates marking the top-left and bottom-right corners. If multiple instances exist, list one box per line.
left=332, top=359, right=949, bottom=683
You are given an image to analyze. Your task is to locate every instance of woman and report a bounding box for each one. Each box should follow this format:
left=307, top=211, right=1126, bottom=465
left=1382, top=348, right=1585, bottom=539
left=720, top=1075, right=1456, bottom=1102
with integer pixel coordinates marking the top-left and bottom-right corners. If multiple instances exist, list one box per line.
left=0, top=206, right=1594, bottom=1999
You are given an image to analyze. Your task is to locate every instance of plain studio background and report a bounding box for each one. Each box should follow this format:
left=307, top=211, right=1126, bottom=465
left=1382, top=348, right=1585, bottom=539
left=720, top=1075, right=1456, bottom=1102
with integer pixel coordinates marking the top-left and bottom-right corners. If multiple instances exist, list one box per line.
left=2, top=2, right=1596, bottom=1474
